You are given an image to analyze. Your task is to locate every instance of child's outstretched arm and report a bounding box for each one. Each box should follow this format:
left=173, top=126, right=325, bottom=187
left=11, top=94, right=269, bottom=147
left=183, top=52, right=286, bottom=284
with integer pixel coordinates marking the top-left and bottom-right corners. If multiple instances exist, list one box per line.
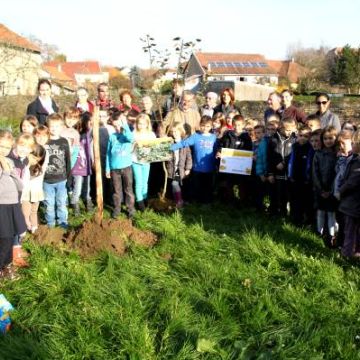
left=170, top=134, right=195, bottom=151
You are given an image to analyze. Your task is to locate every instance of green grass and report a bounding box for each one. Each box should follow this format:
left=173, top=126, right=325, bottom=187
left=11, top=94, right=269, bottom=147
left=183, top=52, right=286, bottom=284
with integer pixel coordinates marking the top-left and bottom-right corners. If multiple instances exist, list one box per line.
left=0, top=204, right=360, bottom=359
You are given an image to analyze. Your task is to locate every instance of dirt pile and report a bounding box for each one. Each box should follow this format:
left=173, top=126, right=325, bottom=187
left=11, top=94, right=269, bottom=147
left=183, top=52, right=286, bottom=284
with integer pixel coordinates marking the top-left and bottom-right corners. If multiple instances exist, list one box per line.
left=32, top=218, right=157, bottom=257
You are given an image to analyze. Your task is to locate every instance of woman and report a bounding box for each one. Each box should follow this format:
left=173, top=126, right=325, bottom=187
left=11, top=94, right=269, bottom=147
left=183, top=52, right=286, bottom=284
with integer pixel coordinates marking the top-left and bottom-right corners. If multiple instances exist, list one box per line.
left=118, top=90, right=141, bottom=129
left=314, top=93, right=341, bottom=132
left=213, top=88, right=241, bottom=117
left=26, top=79, right=59, bottom=125
left=75, top=87, right=94, bottom=114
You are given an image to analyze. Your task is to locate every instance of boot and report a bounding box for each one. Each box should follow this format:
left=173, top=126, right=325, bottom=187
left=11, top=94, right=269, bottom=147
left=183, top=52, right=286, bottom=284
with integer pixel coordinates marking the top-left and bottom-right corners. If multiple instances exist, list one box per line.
left=72, top=203, right=80, bottom=216
left=174, top=191, right=184, bottom=208
left=137, top=200, right=146, bottom=212
left=12, top=245, right=29, bottom=268
left=86, top=200, right=94, bottom=212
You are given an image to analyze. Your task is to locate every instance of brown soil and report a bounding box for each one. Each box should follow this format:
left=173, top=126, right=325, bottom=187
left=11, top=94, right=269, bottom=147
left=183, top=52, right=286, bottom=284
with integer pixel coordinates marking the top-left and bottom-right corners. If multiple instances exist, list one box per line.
left=32, top=218, right=157, bottom=257
left=148, top=197, right=176, bottom=213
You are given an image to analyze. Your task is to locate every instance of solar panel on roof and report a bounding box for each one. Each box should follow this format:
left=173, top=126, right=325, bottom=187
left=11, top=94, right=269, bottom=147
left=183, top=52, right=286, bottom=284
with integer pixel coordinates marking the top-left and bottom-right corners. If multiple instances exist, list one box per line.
left=243, top=62, right=251, bottom=67
left=225, top=62, right=233, bottom=67
left=250, top=62, right=258, bottom=67
left=259, top=62, right=268, bottom=67
left=233, top=62, right=242, bottom=67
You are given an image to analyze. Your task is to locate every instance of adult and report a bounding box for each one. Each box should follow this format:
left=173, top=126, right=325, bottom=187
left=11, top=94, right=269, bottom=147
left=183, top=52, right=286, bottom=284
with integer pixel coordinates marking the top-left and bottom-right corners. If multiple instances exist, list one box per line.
left=75, top=87, right=94, bottom=114
left=314, top=93, right=341, bottom=132
left=163, top=91, right=200, bottom=136
left=281, top=89, right=307, bottom=124
left=264, top=92, right=283, bottom=123
left=118, top=90, right=140, bottom=128
left=163, top=79, right=185, bottom=117
left=26, top=79, right=59, bottom=125
left=213, top=88, right=241, bottom=117
left=200, top=92, right=218, bottom=117
left=141, top=96, right=160, bottom=134
left=95, top=83, right=114, bottom=110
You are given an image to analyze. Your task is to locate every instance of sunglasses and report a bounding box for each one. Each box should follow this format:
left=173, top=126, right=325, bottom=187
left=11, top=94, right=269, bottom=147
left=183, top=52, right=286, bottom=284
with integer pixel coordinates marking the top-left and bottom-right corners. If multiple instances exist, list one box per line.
left=316, top=101, right=328, bottom=105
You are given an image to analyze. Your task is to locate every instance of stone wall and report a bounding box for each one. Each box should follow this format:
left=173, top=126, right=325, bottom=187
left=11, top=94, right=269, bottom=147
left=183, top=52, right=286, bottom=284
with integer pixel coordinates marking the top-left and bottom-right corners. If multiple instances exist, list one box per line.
left=237, top=97, right=360, bottom=125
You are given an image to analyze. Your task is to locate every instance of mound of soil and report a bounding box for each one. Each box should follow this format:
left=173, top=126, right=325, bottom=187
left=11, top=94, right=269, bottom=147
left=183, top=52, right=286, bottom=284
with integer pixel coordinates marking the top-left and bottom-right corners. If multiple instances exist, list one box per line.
left=32, top=218, right=157, bottom=257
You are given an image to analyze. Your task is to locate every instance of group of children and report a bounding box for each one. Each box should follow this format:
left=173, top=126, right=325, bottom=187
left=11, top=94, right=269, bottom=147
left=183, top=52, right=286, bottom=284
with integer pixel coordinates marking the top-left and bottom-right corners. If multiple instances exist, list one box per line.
left=0, top=94, right=359, bottom=278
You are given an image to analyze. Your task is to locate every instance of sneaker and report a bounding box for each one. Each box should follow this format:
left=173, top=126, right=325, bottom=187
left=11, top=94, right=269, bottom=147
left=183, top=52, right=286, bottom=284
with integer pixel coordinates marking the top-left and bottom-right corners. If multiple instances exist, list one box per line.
left=112, top=210, right=121, bottom=219
left=59, top=223, right=69, bottom=230
left=128, top=209, right=136, bottom=219
left=86, top=200, right=94, bottom=212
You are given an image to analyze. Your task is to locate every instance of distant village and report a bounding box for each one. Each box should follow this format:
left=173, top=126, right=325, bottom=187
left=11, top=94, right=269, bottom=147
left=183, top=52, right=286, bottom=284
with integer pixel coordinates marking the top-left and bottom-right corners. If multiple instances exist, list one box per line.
left=0, top=23, right=344, bottom=101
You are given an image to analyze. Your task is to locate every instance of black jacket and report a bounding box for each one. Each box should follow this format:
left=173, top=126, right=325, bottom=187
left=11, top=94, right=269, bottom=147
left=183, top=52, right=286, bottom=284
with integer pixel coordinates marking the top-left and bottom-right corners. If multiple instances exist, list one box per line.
left=339, top=154, right=360, bottom=218
left=267, top=131, right=296, bottom=178
left=219, top=130, right=252, bottom=151
left=26, top=97, right=59, bottom=125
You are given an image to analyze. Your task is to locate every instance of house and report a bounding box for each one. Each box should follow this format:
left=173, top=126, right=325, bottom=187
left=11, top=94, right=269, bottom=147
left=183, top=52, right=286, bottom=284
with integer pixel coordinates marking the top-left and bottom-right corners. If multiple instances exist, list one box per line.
left=185, top=52, right=279, bottom=86
left=0, top=23, right=42, bottom=95
left=40, top=64, right=76, bottom=95
left=43, top=61, right=109, bottom=87
left=267, top=59, right=308, bottom=88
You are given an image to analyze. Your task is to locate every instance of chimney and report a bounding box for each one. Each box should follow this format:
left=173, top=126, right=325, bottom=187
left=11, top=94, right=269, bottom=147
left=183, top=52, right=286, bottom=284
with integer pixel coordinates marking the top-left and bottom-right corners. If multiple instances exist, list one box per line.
left=57, top=64, right=62, bottom=72
left=291, top=58, right=295, bottom=63
left=208, top=62, right=211, bottom=71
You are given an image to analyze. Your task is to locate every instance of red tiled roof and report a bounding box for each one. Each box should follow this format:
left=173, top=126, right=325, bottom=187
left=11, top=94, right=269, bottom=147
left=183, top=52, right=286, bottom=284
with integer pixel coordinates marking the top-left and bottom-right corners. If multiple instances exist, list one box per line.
left=44, top=61, right=102, bottom=80
left=267, top=60, right=308, bottom=83
left=194, top=52, right=277, bottom=75
left=42, top=65, right=74, bottom=82
left=0, top=23, right=40, bottom=52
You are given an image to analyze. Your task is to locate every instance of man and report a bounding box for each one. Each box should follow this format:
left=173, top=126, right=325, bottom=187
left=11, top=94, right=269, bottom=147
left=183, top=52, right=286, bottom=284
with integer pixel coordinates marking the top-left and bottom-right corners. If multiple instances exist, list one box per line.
left=281, top=89, right=307, bottom=124
left=163, top=91, right=201, bottom=136
left=95, top=83, right=115, bottom=110
left=264, top=92, right=283, bottom=123
left=163, top=79, right=185, bottom=117
left=141, top=95, right=159, bottom=134
left=200, top=92, right=218, bottom=117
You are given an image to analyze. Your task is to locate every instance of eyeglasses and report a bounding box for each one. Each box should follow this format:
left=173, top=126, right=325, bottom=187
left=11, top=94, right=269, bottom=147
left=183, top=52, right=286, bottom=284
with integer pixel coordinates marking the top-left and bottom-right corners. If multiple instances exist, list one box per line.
left=316, top=101, right=328, bottom=105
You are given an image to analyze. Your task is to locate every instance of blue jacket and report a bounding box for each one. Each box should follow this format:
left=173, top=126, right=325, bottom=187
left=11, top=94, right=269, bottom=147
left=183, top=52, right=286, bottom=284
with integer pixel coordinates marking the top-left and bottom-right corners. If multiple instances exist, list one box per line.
left=171, top=132, right=217, bottom=173
left=255, top=137, right=268, bottom=177
left=105, top=123, right=134, bottom=173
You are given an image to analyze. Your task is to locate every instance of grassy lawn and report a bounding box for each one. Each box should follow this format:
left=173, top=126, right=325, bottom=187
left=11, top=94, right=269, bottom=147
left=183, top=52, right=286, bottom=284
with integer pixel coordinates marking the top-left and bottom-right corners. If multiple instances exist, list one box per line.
left=0, top=204, right=359, bottom=359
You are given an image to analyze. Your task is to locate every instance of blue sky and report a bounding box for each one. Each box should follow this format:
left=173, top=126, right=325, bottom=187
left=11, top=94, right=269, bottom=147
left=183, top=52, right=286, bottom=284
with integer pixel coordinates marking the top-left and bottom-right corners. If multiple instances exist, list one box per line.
left=2, top=0, right=360, bottom=67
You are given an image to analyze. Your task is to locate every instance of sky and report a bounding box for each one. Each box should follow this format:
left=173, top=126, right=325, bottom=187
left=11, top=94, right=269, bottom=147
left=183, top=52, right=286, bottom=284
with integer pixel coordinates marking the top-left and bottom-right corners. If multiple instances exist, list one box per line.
left=2, top=0, right=360, bottom=68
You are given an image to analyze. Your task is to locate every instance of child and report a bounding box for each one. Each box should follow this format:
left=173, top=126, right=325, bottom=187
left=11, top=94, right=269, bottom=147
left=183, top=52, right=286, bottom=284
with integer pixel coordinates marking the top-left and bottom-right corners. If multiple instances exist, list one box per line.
left=70, top=112, right=94, bottom=215
left=105, top=111, right=135, bottom=218
left=339, top=129, right=360, bottom=257
left=306, top=115, right=321, bottom=132
left=341, top=120, right=357, bottom=134
left=225, top=110, right=239, bottom=130
left=218, top=115, right=253, bottom=204
left=20, top=115, right=38, bottom=134
left=333, top=130, right=353, bottom=248
left=265, top=117, right=280, bottom=138
left=21, top=144, right=47, bottom=234
left=310, top=129, right=322, bottom=151
left=132, top=114, right=156, bottom=211
left=267, top=118, right=297, bottom=216
left=33, top=125, right=50, bottom=146
left=166, top=122, right=192, bottom=208
left=312, top=126, right=338, bottom=246
left=62, top=107, right=81, bottom=169
left=253, top=124, right=268, bottom=211
left=43, top=114, right=71, bottom=229
left=212, top=112, right=227, bottom=138
left=171, top=116, right=217, bottom=204
left=287, top=126, right=314, bottom=225
left=0, top=130, right=26, bottom=274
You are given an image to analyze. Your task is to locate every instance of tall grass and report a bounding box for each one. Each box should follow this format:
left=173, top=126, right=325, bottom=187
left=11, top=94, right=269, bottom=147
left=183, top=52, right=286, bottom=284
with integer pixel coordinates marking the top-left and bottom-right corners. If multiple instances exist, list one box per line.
left=0, top=204, right=359, bottom=359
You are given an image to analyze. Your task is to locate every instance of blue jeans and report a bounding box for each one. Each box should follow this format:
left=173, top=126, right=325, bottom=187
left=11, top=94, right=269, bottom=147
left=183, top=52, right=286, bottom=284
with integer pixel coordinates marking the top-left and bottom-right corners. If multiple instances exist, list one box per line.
left=43, top=180, right=68, bottom=226
left=71, top=175, right=91, bottom=205
left=132, top=163, right=150, bottom=202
